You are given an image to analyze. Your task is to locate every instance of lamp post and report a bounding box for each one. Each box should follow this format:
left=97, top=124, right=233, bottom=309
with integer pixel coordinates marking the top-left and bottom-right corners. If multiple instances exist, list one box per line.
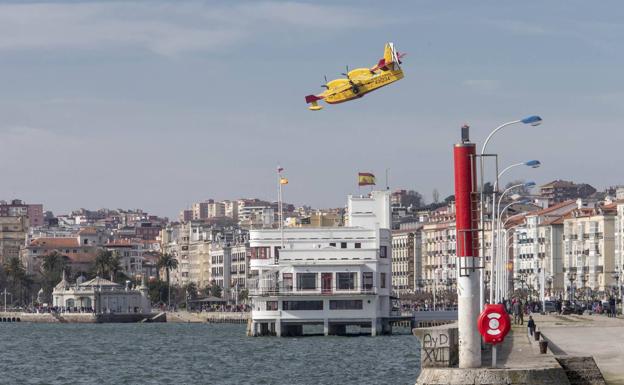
left=612, top=271, right=622, bottom=315
left=501, top=223, right=525, bottom=303
left=490, top=182, right=535, bottom=304
left=494, top=160, right=540, bottom=302
left=569, top=275, right=576, bottom=301
left=479, top=116, right=542, bottom=310
left=2, top=288, right=10, bottom=313
left=495, top=203, right=528, bottom=303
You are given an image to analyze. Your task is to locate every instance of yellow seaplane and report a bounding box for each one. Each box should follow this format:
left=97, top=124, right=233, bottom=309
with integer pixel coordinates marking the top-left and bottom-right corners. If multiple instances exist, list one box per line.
left=305, top=42, right=405, bottom=111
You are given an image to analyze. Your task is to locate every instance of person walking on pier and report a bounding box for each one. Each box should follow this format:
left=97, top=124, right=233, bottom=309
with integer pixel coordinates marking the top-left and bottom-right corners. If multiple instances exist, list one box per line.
left=513, top=299, right=521, bottom=325
left=609, top=296, right=616, bottom=318
left=527, top=315, right=536, bottom=336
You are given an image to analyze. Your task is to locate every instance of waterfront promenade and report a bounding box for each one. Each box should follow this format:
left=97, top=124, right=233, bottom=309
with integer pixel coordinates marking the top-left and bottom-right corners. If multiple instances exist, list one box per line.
left=536, top=313, right=624, bottom=385
left=167, top=310, right=249, bottom=324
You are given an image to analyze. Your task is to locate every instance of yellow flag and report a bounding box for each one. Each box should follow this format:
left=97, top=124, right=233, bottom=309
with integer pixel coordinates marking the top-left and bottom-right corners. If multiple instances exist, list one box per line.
left=280, top=177, right=289, bottom=185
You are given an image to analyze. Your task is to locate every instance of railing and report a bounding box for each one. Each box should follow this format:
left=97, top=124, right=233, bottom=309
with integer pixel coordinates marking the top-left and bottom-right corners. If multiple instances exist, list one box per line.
left=250, top=285, right=378, bottom=296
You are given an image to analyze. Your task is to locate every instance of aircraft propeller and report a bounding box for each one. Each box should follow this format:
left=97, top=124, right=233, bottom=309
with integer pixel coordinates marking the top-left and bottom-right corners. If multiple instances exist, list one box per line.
left=321, top=75, right=329, bottom=89
left=341, top=65, right=360, bottom=94
left=340, top=65, right=350, bottom=79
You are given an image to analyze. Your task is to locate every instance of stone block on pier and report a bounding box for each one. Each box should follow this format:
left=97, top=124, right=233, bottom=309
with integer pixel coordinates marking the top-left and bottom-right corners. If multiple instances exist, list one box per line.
left=413, top=323, right=459, bottom=368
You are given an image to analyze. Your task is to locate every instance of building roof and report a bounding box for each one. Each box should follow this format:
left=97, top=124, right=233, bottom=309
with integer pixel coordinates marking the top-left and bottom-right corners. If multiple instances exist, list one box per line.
left=540, top=180, right=576, bottom=189
left=78, top=227, right=98, bottom=235
left=29, top=237, right=79, bottom=248
left=79, top=276, right=121, bottom=287
left=104, top=239, right=135, bottom=247
left=528, top=199, right=577, bottom=216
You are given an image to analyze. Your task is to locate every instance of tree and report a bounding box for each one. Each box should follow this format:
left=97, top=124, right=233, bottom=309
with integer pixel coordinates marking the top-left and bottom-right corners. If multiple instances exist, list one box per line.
left=432, top=189, right=440, bottom=204
left=210, top=280, right=222, bottom=298
left=200, top=286, right=211, bottom=297
left=94, top=250, right=112, bottom=277
left=40, top=251, right=69, bottom=302
left=157, top=253, right=178, bottom=306
left=238, top=288, right=249, bottom=303
left=505, top=179, right=532, bottom=196
left=3, top=257, right=25, bottom=306
left=147, top=279, right=167, bottom=305
left=184, top=282, right=198, bottom=300
left=404, top=190, right=423, bottom=208
left=108, top=254, right=122, bottom=282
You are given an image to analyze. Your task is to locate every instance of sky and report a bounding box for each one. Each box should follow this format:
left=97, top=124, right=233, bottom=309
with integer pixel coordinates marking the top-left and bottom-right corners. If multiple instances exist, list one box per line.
left=1, top=0, right=624, bottom=218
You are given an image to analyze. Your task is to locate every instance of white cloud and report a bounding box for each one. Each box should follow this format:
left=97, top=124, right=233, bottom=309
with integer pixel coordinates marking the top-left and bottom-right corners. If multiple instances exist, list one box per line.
left=0, top=1, right=388, bottom=56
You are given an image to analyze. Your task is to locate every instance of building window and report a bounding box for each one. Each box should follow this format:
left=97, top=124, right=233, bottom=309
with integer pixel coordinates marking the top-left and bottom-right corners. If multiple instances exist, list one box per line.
left=341, top=242, right=347, bottom=249
left=362, top=272, right=373, bottom=290
left=266, top=301, right=278, bottom=311
left=329, top=242, right=336, bottom=247
left=355, top=242, right=361, bottom=249
left=282, top=273, right=293, bottom=291
left=274, top=246, right=281, bottom=259
left=337, top=272, right=357, bottom=290
left=330, top=300, right=363, bottom=310
left=380, top=246, right=387, bottom=258
left=282, top=300, right=323, bottom=311
left=380, top=272, right=387, bottom=289
left=297, top=273, right=317, bottom=290
left=250, top=247, right=270, bottom=259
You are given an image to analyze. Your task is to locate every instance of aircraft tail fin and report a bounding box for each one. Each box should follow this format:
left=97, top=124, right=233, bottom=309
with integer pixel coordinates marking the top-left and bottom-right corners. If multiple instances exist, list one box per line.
left=381, top=42, right=404, bottom=70
left=305, top=94, right=321, bottom=104
left=383, top=42, right=395, bottom=65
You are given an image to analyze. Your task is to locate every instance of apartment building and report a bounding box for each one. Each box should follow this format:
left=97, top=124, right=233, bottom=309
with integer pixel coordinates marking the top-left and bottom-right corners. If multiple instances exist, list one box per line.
left=391, top=228, right=422, bottom=294
left=562, top=204, right=616, bottom=297
left=512, top=200, right=577, bottom=298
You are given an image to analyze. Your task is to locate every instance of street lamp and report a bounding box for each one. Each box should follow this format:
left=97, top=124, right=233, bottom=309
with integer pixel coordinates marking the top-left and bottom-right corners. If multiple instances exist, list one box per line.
left=490, top=182, right=535, bottom=304
left=490, top=159, right=542, bottom=302
left=495, top=202, right=529, bottom=302
left=569, top=275, right=576, bottom=301
left=611, top=271, right=622, bottom=315
left=479, top=115, right=543, bottom=309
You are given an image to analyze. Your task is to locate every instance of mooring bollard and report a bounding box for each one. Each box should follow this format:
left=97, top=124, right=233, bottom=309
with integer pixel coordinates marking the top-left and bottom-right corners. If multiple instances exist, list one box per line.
left=539, top=340, right=548, bottom=354
left=534, top=330, right=541, bottom=341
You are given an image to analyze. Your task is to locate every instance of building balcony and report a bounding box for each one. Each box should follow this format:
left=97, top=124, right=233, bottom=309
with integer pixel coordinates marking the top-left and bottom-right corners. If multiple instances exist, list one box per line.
left=277, top=248, right=380, bottom=265
left=250, top=285, right=378, bottom=297
left=249, top=258, right=277, bottom=270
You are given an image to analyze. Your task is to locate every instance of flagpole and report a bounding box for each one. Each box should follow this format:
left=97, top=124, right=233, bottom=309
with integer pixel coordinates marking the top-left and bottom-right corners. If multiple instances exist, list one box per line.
left=278, top=168, right=284, bottom=248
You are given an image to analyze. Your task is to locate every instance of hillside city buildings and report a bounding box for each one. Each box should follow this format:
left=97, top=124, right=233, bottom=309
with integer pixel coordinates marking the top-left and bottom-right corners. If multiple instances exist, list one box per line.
left=1, top=179, right=623, bottom=309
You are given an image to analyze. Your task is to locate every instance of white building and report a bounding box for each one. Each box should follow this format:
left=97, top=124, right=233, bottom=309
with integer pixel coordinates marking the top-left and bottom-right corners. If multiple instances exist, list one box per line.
left=512, top=200, right=576, bottom=299
left=563, top=203, right=616, bottom=298
left=613, top=201, right=624, bottom=287
left=248, top=191, right=392, bottom=336
left=52, top=274, right=151, bottom=315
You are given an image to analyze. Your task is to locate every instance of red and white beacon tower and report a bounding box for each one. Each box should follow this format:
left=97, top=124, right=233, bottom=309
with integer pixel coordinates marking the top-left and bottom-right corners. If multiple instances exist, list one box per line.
left=453, top=125, right=482, bottom=368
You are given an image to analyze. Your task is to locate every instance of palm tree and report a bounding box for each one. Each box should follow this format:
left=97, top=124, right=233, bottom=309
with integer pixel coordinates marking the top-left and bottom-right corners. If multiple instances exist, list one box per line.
left=157, top=253, right=178, bottom=307
left=108, top=254, right=122, bottom=282
left=3, top=257, right=25, bottom=306
left=41, top=251, right=68, bottom=275
left=94, top=250, right=112, bottom=277
left=40, top=251, right=69, bottom=302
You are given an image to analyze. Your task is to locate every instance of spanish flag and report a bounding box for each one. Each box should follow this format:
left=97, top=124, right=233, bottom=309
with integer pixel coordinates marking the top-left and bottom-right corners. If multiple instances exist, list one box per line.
left=358, top=172, right=375, bottom=186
